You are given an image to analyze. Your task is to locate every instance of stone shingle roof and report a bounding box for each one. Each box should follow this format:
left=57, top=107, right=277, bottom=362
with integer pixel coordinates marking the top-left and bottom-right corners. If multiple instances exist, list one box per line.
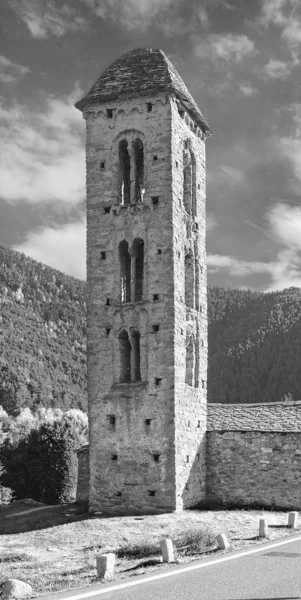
left=207, top=402, right=301, bottom=432
left=75, top=48, right=212, bottom=136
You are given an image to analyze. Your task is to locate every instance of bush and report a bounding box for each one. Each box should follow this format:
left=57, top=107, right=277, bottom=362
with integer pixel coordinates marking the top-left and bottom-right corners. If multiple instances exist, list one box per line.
left=174, top=527, right=216, bottom=555
left=0, top=461, right=13, bottom=505
left=1, top=410, right=88, bottom=504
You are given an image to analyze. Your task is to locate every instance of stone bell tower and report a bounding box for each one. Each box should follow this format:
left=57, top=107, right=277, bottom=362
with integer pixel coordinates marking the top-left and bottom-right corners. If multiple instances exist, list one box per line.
left=75, top=48, right=211, bottom=514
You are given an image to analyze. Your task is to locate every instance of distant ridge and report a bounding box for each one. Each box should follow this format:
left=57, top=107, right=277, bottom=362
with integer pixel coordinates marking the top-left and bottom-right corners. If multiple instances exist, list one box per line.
left=1, top=243, right=301, bottom=414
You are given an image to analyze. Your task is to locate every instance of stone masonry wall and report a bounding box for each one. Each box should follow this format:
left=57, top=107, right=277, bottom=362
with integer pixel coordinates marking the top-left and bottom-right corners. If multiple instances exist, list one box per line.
left=76, top=448, right=89, bottom=504
left=170, top=98, right=207, bottom=509
left=84, top=94, right=179, bottom=514
left=83, top=89, right=208, bottom=515
left=207, top=430, right=301, bottom=509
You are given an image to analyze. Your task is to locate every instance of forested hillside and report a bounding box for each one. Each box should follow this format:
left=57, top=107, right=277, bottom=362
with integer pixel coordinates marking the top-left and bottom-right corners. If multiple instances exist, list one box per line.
left=208, top=286, right=301, bottom=404
left=0, top=244, right=86, bottom=415
left=1, top=243, right=301, bottom=413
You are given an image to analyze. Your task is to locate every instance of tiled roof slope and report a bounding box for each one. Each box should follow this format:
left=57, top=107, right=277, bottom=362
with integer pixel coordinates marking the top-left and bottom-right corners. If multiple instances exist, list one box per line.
left=75, top=48, right=212, bottom=136
left=207, top=402, right=301, bottom=432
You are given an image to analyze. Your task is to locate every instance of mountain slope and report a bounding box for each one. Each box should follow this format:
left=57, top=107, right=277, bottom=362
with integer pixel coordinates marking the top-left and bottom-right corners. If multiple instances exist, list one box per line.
left=1, top=243, right=301, bottom=413
left=0, top=244, right=86, bottom=415
left=208, top=286, right=301, bottom=404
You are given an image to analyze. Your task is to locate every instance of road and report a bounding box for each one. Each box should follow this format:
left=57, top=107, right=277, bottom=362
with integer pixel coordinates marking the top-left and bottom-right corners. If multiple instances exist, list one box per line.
left=41, top=534, right=301, bottom=600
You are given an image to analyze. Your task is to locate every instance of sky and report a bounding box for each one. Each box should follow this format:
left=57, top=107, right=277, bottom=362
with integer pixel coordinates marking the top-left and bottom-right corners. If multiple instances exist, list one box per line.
left=1, top=0, right=301, bottom=291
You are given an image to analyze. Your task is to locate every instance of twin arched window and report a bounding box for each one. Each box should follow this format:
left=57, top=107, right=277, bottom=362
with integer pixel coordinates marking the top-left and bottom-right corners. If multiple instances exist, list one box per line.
left=119, top=238, right=144, bottom=303
left=119, top=138, right=144, bottom=205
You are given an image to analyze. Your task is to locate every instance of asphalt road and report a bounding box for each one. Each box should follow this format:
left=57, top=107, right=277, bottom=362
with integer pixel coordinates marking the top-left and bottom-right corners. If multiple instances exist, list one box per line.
left=42, top=534, right=301, bottom=600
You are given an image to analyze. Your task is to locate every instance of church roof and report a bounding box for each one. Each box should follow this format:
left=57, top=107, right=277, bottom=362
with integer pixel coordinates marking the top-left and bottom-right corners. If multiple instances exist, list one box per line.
left=207, top=401, right=301, bottom=432
left=75, top=48, right=212, bottom=136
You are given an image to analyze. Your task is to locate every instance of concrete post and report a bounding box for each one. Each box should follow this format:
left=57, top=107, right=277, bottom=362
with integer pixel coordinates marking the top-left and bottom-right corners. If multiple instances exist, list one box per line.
left=288, top=511, right=298, bottom=528
left=96, top=553, right=115, bottom=580
left=216, top=533, right=229, bottom=550
left=259, top=518, right=268, bottom=537
left=160, top=539, right=175, bottom=563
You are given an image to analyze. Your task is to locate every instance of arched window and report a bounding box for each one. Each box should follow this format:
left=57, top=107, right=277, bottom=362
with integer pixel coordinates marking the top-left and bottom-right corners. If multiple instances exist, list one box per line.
left=118, top=330, right=131, bottom=383
left=132, top=138, right=144, bottom=203
left=119, top=140, right=131, bottom=205
left=183, top=146, right=192, bottom=215
left=185, top=336, right=195, bottom=386
left=132, top=238, right=144, bottom=302
left=185, top=252, right=195, bottom=309
left=119, top=240, right=131, bottom=303
left=183, top=141, right=196, bottom=217
left=131, top=329, right=141, bottom=382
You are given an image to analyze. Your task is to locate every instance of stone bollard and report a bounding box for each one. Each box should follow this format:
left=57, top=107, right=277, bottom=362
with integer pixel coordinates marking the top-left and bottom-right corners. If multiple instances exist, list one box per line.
left=96, top=553, right=116, bottom=580
left=288, top=511, right=298, bottom=528
left=259, top=518, right=268, bottom=537
left=216, top=533, right=230, bottom=550
left=160, top=538, right=175, bottom=563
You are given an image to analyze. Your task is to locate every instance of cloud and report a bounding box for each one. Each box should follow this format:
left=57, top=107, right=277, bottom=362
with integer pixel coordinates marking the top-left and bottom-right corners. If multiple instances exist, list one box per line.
left=13, top=218, right=86, bottom=280
left=194, top=34, right=257, bottom=65
left=207, top=202, right=301, bottom=291
left=208, top=254, right=271, bottom=277
left=238, top=82, right=258, bottom=96
left=207, top=214, right=218, bottom=232
left=261, top=58, right=292, bottom=79
left=260, top=0, right=301, bottom=57
left=277, top=103, right=301, bottom=182
left=0, top=87, right=86, bottom=204
left=81, top=0, right=175, bottom=30
left=9, top=0, right=89, bottom=38
left=220, top=165, right=245, bottom=183
left=0, top=55, right=30, bottom=84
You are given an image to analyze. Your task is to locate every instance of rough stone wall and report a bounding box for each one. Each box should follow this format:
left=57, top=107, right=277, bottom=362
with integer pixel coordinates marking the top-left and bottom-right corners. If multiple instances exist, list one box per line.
left=207, top=430, right=301, bottom=509
left=83, top=90, right=208, bottom=514
left=170, top=98, right=207, bottom=509
left=76, top=448, right=89, bottom=504
left=85, top=94, right=176, bottom=514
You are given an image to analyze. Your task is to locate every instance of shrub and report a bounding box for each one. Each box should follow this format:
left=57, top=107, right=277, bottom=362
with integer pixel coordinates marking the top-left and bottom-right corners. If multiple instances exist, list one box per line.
left=174, top=527, right=216, bottom=555
left=1, top=410, right=88, bottom=504
left=116, top=541, right=160, bottom=559
left=0, top=461, right=13, bottom=505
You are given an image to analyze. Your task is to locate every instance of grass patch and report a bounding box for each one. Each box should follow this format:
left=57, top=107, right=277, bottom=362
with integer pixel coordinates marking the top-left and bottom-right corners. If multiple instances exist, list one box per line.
left=0, top=553, right=32, bottom=563
left=0, top=505, right=297, bottom=596
left=116, top=541, right=160, bottom=559
left=174, top=526, right=216, bottom=555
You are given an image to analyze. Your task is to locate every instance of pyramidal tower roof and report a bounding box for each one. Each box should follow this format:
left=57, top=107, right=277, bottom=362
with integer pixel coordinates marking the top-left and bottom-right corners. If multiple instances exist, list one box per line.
left=75, top=48, right=212, bottom=136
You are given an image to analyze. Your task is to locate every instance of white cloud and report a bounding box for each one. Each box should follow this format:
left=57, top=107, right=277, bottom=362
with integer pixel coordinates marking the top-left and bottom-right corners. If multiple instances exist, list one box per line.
left=9, top=0, right=89, bottom=38
left=238, top=82, right=258, bottom=96
left=208, top=255, right=271, bottom=277
left=0, top=55, right=29, bottom=84
left=261, top=58, right=292, bottom=79
left=13, top=218, right=86, bottom=280
left=0, top=87, right=86, bottom=204
left=260, top=0, right=301, bottom=56
left=81, top=0, right=174, bottom=30
left=207, top=202, right=301, bottom=291
left=194, top=34, right=257, bottom=65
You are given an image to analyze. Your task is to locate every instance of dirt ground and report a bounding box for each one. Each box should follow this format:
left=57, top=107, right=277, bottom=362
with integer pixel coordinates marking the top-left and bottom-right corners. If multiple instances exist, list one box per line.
left=0, top=500, right=300, bottom=597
